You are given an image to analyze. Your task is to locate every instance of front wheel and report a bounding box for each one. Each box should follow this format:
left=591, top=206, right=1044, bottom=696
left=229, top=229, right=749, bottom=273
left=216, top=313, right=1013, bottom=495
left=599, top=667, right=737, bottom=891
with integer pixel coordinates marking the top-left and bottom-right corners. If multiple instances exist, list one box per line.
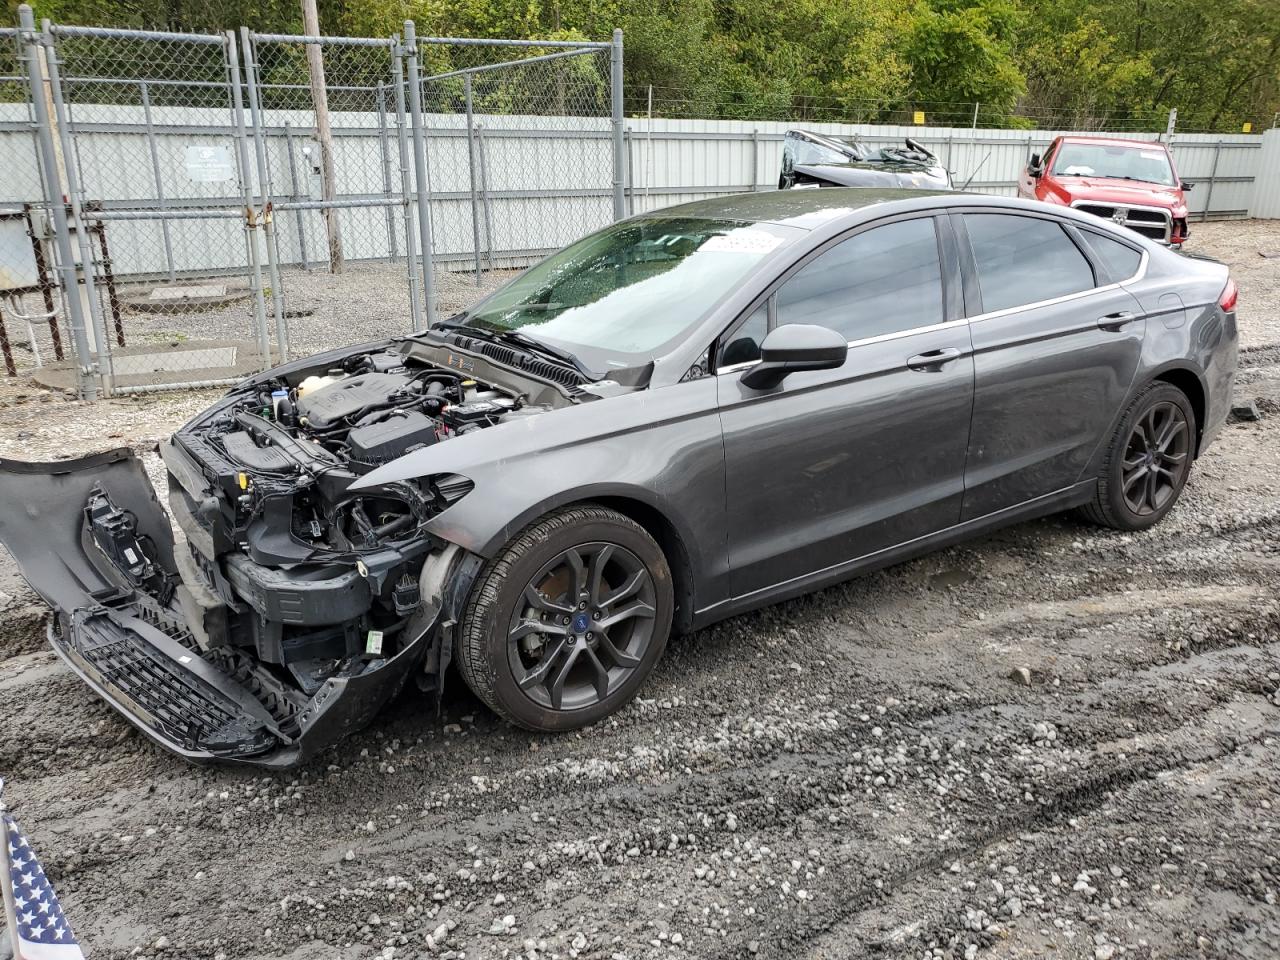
left=1079, top=381, right=1197, bottom=531
left=455, top=504, right=673, bottom=731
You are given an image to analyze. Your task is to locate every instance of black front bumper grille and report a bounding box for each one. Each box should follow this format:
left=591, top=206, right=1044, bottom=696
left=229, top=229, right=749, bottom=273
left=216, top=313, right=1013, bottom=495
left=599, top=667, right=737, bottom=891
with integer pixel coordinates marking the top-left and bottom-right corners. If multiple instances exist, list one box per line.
left=63, top=604, right=279, bottom=758
left=1073, top=203, right=1171, bottom=242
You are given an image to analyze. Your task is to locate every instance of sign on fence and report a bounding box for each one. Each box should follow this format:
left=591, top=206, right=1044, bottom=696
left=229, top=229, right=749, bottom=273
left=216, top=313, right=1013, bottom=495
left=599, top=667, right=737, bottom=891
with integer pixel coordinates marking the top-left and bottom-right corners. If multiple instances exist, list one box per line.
left=183, top=145, right=236, bottom=183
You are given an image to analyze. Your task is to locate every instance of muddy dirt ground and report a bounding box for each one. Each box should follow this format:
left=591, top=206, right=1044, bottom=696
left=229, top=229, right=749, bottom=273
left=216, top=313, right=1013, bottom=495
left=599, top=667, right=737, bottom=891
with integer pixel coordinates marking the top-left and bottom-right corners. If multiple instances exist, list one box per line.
left=1, top=220, right=1279, bottom=960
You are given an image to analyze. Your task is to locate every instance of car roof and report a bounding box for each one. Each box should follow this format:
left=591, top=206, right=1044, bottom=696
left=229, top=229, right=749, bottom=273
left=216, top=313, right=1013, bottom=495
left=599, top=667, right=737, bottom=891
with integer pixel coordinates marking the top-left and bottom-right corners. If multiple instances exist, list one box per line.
left=637, top=187, right=1116, bottom=232
left=639, top=188, right=957, bottom=230
left=1054, top=135, right=1168, bottom=149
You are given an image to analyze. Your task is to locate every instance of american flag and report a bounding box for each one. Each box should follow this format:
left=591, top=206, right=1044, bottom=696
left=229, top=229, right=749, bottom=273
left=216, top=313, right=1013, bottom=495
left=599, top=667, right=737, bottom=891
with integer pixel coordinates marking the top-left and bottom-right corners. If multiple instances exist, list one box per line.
left=3, top=812, right=84, bottom=960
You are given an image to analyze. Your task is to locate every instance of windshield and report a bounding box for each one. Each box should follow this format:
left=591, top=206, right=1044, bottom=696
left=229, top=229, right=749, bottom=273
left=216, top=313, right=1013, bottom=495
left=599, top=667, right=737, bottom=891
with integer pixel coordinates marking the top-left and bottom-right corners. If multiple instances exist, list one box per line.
left=446, top=216, right=800, bottom=371
left=1051, top=142, right=1175, bottom=186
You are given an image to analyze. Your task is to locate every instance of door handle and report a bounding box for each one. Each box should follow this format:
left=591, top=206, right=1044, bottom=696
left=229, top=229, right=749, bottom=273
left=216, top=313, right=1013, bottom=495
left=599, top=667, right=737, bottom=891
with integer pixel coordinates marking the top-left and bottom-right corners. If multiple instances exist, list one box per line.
left=1097, top=311, right=1137, bottom=331
left=906, top=347, right=963, bottom=371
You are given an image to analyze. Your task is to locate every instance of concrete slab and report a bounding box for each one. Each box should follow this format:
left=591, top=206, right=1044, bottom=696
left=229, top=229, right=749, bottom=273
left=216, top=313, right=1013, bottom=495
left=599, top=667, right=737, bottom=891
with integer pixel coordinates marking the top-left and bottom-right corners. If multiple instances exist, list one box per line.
left=30, top=338, right=279, bottom=393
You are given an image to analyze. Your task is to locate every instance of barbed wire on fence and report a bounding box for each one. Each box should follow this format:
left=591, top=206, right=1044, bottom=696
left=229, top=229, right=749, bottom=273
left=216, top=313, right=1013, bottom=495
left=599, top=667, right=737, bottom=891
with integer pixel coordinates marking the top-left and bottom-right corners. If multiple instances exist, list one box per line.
left=621, top=84, right=1263, bottom=135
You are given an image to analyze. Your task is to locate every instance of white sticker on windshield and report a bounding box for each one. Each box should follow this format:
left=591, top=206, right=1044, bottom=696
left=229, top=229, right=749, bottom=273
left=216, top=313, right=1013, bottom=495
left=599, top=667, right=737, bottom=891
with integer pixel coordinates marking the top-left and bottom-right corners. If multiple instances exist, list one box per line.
left=1139, top=151, right=1166, bottom=161
left=701, top=230, right=784, bottom=254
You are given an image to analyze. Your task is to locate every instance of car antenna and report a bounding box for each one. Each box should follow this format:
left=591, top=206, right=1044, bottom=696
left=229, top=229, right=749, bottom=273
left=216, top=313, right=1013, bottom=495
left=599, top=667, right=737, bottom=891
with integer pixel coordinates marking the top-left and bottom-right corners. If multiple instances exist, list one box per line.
left=959, top=151, right=992, bottom=192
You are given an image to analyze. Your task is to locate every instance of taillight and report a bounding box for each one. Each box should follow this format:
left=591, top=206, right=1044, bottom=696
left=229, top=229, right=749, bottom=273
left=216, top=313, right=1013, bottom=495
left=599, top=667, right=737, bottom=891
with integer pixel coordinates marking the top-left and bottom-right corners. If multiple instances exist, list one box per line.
left=1218, top=277, right=1238, bottom=313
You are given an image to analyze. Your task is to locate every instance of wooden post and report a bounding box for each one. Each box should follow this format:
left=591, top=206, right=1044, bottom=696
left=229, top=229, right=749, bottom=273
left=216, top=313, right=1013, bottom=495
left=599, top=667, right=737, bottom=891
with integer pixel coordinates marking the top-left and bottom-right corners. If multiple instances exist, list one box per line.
left=301, top=0, right=343, bottom=273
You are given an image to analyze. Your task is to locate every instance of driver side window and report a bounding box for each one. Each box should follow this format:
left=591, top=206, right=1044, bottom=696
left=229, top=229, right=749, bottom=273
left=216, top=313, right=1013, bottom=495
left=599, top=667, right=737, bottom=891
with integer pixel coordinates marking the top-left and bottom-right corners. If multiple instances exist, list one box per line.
left=775, top=217, right=944, bottom=340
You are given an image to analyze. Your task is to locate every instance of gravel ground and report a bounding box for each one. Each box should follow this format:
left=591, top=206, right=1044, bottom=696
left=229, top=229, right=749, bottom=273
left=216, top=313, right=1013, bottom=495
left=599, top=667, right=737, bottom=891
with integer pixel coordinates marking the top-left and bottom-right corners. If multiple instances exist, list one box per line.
left=1, top=220, right=1279, bottom=960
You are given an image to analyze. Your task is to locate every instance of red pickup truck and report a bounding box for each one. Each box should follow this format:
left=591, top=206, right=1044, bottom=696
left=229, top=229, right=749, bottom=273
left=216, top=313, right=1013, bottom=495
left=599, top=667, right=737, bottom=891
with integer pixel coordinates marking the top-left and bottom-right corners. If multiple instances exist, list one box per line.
left=1017, top=135, right=1192, bottom=246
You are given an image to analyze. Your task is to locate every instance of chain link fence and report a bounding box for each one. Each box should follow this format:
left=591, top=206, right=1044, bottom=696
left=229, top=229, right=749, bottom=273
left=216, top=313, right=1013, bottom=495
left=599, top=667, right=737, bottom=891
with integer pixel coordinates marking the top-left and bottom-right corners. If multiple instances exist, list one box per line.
left=44, top=22, right=276, bottom=395
left=4, top=4, right=1272, bottom=402
left=242, top=31, right=422, bottom=356
left=0, top=7, right=625, bottom=399
left=415, top=37, right=616, bottom=312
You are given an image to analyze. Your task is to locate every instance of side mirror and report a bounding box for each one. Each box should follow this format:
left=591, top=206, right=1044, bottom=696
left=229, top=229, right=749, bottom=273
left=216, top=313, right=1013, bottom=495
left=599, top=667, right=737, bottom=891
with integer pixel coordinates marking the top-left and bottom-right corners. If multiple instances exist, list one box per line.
left=1180, top=180, right=1194, bottom=191
left=740, top=324, right=847, bottom=390
left=1028, top=153, right=1043, bottom=177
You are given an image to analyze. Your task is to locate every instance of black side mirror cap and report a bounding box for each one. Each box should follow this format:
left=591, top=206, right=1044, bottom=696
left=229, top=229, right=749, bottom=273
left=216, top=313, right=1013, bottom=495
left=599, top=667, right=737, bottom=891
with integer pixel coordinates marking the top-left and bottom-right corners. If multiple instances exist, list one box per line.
left=1028, top=153, right=1043, bottom=176
left=1180, top=180, right=1194, bottom=191
left=740, top=324, right=848, bottom=390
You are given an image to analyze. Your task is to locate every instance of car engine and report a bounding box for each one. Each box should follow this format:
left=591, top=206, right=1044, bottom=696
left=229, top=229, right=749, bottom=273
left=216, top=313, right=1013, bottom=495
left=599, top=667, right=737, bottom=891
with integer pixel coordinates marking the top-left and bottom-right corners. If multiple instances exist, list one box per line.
left=159, top=342, right=563, bottom=690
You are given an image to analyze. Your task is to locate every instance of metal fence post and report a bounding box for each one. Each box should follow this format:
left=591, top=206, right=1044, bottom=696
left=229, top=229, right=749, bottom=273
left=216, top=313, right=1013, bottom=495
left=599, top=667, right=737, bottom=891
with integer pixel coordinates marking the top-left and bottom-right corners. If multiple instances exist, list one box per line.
left=403, top=19, right=435, bottom=324
left=41, top=18, right=115, bottom=394
left=476, top=121, right=494, bottom=273
left=225, top=28, right=273, bottom=368
left=240, top=27, right=288, bottom=358
left=375, top=83, right=398, bottom=262
left=624, top=126, right=634, bottom=213
left=610, top=28, right=625, bottom=220
left=18, top=4, right=95, bottom=400
left=463, top=72, right=482, bottom=284
left=391, top=39, right=422, bottom=332
left=283, top=120, right=310, bottom=270
left=1202, top=139, right=1223, bottom=222
left=139, top=80, right=176, bottom=281
left=751, top=128, right=760, bottom=190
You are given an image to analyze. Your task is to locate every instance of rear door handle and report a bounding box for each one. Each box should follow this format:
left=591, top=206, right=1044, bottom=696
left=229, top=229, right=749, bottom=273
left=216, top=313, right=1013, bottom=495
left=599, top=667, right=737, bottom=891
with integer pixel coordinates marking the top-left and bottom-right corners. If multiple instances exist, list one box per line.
left=906, top=347, right=964, bottom=371
left=1097, top=311, right=1137, bottom=331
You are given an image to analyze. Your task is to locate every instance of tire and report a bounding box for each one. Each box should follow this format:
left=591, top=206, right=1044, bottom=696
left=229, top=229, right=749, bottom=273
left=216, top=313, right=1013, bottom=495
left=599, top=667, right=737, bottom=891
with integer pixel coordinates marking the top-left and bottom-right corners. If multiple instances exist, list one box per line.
left=456, top=504, right=673, bottom=731
left=1078, top=381, right=1197, bottom=531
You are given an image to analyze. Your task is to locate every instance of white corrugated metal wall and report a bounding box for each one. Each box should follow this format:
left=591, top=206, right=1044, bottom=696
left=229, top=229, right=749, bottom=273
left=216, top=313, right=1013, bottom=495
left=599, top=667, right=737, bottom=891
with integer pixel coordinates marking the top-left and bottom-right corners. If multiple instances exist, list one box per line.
left=1251, top=129, right=1280, bottom=219
left=1, top=103, right=1275, bottom=279
left=620, top=120, right=1264, bottom=220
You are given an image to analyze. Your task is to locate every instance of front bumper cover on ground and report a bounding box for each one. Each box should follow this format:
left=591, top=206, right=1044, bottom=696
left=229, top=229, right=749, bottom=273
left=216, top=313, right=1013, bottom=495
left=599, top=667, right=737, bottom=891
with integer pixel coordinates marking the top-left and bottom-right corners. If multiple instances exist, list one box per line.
left=0, top=448, right=461, bottom=768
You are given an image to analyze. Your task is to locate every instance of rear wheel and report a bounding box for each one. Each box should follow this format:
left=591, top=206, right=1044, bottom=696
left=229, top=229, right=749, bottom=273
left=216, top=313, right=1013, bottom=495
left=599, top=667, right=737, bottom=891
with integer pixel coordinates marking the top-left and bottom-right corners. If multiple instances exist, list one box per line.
left=456, top=505, right=673, bottom=731
left=1079, top=381, right=1196, bottom=531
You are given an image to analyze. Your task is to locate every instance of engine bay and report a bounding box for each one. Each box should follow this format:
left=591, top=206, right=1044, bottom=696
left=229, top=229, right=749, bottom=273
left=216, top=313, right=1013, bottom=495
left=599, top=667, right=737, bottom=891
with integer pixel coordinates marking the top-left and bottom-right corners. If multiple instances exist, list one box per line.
left=158, top=342, right=568, bottom=688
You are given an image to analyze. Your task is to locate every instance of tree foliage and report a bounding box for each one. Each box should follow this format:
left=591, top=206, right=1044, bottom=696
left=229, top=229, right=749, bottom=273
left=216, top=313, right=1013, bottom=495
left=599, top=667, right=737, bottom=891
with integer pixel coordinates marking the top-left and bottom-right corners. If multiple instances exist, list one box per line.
left=14, top=0, right=1280, bottom=129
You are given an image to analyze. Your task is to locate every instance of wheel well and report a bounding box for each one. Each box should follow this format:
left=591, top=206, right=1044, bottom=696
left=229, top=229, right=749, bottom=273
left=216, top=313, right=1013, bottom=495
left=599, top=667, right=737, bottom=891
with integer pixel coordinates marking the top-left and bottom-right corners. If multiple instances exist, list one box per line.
left=588, top=496, right=695, bottom=635
left=1152, top=368, right=1206, bottom=455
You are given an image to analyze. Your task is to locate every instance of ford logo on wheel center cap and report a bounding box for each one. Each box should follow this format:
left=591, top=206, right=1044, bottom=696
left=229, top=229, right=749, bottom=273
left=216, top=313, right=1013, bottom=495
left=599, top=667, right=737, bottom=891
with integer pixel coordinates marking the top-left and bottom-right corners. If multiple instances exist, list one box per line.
left=572, top=612, right=591, bottom=633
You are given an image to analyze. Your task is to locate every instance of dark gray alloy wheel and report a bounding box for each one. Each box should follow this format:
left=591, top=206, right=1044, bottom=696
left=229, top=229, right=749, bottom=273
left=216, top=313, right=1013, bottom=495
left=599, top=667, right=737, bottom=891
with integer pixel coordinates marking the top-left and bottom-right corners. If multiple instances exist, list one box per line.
left=1079, top=381, right=1197, bottom=531
left=1120, top=400, right=1190, bottom=517
left=508, top=541, right=659, bottom=711
left=456, top=505, right=673, bottom=731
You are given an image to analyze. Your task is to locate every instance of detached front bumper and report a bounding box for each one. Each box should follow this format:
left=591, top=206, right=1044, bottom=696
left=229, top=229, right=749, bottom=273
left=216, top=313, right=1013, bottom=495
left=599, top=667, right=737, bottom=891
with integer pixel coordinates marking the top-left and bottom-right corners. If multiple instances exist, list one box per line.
left=0, top=448, right=467, bottom=767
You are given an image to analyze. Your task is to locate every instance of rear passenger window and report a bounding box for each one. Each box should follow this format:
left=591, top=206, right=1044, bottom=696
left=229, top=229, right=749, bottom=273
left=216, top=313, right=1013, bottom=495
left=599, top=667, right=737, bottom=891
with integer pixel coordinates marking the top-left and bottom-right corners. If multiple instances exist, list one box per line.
left=1081, top=230, right=1142, bottom=281
left=964, top=214, right=1095, bottom=313
left=776, top=217, right=943, bottom=340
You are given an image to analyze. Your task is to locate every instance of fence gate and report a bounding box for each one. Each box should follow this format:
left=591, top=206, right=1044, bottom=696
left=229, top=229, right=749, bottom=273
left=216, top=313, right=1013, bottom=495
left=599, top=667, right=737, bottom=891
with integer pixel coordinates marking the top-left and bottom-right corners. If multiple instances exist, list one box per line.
left=4, top=7, right=630, bottom=399
left=21, top=16, right=275, bottom=396
left=241, top=31, right=423, bottom=356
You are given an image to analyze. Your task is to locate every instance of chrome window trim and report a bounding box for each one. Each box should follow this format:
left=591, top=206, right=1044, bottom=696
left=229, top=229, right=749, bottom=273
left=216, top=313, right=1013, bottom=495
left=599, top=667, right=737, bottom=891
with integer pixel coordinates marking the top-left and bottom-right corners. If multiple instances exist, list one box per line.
left=1069, top=199, right=1172, bottom=242
left=715, top=208, right=1151, bottom=377
left=1076, top=228, right=1150, bottom=285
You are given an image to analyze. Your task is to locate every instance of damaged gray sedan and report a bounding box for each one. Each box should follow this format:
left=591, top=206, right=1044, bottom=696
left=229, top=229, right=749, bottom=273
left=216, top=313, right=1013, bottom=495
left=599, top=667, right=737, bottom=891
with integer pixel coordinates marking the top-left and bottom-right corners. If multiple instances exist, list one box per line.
left=0, top=189, right=1238, bottom=767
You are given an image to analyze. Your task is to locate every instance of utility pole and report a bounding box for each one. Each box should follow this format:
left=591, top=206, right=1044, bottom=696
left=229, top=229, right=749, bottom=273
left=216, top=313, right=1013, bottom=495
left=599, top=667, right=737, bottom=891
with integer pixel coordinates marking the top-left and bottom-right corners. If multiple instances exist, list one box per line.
left=301, top=0, right=343, bottom=272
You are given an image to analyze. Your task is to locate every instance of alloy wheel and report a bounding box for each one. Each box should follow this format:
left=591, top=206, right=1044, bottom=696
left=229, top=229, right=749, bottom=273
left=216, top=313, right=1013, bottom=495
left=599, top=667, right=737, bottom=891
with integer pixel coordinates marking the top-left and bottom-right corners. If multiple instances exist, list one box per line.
left=507, top=542, right=657, bottom=712
left=1121, top=401, right=1189, bottom=517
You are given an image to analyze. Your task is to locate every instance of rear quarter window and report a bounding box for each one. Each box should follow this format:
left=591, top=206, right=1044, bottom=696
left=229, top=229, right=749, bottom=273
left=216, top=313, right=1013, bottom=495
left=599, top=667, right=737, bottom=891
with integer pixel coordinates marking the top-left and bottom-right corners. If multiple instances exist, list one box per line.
left=1080, top=230, right=1143, bottom=281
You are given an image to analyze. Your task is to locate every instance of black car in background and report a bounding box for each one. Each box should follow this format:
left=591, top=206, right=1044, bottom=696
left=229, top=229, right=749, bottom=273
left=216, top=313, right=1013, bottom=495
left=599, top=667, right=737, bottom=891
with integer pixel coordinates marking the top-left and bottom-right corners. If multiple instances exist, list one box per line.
left=0, top=189, right=1238, bottom=767
left=779, top=128, right=952, bottom=190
